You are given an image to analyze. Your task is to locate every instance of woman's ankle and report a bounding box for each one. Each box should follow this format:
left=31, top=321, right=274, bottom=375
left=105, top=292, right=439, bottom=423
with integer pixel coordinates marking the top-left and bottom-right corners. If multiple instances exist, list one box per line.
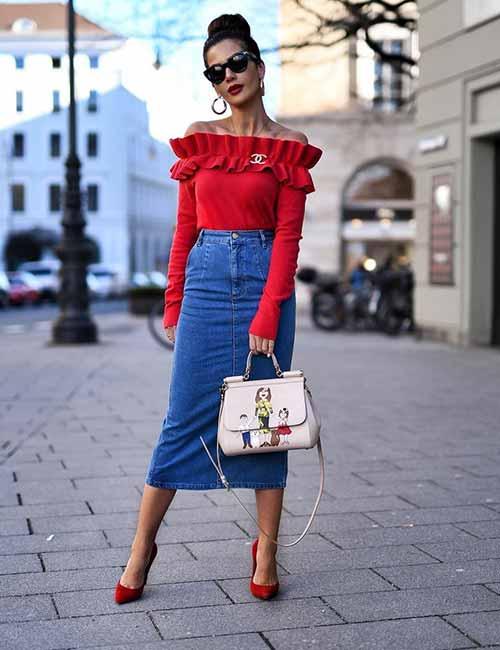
left=131, top=538, right=155, bottom=558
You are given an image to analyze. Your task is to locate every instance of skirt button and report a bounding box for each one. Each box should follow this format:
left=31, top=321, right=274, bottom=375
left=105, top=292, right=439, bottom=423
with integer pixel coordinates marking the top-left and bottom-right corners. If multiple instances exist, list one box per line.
left=231, top=232, right=239, bottom=239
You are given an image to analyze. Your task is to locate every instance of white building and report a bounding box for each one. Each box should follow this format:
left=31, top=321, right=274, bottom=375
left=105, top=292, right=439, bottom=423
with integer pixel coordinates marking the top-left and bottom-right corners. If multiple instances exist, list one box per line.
left=0, top=2, right=176, bottom=279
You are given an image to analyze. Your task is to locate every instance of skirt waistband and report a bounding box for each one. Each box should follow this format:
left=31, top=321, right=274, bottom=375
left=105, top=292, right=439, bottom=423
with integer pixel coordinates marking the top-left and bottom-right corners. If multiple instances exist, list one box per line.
left=195, top=228, right=274, bottom=247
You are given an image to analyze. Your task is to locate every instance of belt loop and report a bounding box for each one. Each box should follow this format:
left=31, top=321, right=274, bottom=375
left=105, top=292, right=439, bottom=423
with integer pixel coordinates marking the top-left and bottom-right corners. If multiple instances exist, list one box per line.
left=259, top=229, right=267, bottom=249
left=197, top=229, right=204, bottom=246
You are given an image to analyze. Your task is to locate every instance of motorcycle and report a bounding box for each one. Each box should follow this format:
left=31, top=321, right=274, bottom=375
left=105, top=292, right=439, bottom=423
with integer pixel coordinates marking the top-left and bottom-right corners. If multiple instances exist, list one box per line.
left=296, top=267, right=346, bottom=330
left=297, top=264, right=415, bottom=336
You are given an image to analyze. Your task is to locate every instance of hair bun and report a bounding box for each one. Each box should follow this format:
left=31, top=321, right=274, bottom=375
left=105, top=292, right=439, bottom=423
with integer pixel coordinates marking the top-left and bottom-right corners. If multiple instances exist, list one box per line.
left=207, top=13, right=251, bottom=39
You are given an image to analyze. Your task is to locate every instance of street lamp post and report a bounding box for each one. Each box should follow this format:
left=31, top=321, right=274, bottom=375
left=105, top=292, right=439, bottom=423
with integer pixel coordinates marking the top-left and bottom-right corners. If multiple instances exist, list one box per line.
left=52, top=0, right=98, bottom=344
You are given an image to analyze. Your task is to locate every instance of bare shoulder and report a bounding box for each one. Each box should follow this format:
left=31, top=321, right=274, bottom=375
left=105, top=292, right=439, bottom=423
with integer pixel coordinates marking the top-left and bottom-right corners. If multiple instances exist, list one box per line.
left=184, top=119, right=229, bottom=136
left=279, top=128, right=309, bottom=145
left=184, top=121, right=211, bottom=136
left=268, top=121, right=308, bottom=144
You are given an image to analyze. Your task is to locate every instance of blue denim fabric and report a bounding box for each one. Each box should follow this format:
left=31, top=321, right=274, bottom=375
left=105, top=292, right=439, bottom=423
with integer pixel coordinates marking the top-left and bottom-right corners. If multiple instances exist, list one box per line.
left=145, top=229, right=296, bottom=490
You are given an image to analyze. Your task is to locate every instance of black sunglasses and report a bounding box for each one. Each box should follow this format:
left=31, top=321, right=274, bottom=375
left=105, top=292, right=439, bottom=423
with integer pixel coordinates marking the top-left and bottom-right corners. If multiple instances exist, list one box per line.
left=203, top=50, right=260, bottom=85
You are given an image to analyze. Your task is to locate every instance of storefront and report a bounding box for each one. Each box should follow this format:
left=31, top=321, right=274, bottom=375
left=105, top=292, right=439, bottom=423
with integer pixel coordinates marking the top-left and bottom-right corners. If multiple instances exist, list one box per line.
left=415, top=1, right=500, bottom=346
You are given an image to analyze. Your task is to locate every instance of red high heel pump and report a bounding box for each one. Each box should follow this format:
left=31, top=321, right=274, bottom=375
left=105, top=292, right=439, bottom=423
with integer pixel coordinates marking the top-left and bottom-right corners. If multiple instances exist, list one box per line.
left=250, top=538, right=280, bottom=600
left=114, top=541, right=158, bottom=604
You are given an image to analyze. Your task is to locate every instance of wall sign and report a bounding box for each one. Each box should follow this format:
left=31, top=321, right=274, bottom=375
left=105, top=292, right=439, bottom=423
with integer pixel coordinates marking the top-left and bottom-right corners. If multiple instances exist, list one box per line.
left=429, top=173, right=454, bottom=285
left=418, top=135, right=448, bottom=154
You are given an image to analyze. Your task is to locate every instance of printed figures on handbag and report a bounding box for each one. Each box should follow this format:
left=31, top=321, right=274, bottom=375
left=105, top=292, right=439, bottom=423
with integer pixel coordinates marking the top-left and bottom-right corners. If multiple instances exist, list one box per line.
left=255, top=387, right=273, bottom=447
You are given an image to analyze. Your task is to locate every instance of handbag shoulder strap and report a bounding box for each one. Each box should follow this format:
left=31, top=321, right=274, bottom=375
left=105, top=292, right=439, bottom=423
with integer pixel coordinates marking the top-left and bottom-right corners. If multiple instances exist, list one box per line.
left=199, top=414, right=325, bottom=547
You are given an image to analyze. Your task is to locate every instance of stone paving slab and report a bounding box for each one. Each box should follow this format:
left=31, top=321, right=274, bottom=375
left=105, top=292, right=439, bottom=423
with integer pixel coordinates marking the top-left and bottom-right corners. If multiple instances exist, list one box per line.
left=104, top=521, right=247, bottom=546
left=0, top=530, right=109, bottom=555
left=0, top=553, right=43, bottom=574
left=0, top=612, right=160, bottom=650
left=274, top=544, right=438, bottom=573
left=184, top=533, right=334, bottom=559
left=364, top=504, right=499, bottom=527
left=444, top=611, right=500, bottom=647
left=39, top=543, right=193, bottom=571
left=265, top=617, right=473, bottom=649
left=375, top=558, right=500, bottom=589
left=218, top=567, right=392, bottom=603
left=150, top=598, right=342, bottom=639
left=322, top=522, right=477, bottom=548
left=0, top=594, right=58, bottom=624
left=77, top=634, right=270, bottom=650
left=0, top=566, right=122, bottom=597
left=416, top=538, right=500, bottom=562
left=1, top=311, right=499, bottom=648
left=323, top=584, right=500, bottom=622
left=53, top=579, right=229, bottom=617
left=454, top=519, right=500, bottom=538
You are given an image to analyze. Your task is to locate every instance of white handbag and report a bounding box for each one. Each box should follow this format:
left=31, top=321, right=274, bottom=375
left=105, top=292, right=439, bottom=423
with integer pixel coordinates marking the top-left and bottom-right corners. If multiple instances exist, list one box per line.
left=200, top=350, right=325, bottom=547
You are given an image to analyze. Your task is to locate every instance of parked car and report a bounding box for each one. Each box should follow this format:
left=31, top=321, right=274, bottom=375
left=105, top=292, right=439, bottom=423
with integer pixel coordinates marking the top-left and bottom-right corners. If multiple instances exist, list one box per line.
left=6, top=271, right=40, bottom=307
left=147, top=271, right=167, bottom=288
left=87, top=264, right=125, bottom=299
left=17, top=261, right=60, bottom=303
left=131, top=272, right=152, bottom=288
left=0, top=271, right=10, bottom=308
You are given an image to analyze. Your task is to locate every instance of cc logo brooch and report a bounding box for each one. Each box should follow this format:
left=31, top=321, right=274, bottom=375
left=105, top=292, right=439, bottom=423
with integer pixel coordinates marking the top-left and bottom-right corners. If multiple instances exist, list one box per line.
left=249, top=153, right=268, bottom=164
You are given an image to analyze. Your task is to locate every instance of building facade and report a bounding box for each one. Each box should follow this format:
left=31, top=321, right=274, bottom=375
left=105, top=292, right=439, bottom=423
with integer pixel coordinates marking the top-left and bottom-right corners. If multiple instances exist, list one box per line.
left=0, top=3, right=176, bottom=281
left=415, top=0, right=500, bottom=346
left=277, top=0, right=418, bottom=293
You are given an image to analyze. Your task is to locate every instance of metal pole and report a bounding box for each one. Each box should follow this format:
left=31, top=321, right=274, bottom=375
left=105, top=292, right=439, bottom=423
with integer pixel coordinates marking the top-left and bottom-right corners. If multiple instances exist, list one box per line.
left=52, top=0, right=98, bottom=344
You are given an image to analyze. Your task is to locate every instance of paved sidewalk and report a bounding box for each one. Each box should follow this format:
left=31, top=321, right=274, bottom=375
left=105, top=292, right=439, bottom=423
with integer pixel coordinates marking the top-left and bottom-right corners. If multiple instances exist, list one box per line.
left=1, top=310, right=500, bottom=649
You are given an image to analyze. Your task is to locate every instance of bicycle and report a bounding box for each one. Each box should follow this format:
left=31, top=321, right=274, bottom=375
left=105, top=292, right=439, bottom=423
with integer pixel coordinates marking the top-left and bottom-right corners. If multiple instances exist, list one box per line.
left=148, top=298, right=174, bottom=350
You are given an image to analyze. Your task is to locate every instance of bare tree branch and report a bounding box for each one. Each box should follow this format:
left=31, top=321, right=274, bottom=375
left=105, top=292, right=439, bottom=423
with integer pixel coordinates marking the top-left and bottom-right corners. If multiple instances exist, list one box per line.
left=283, top=0, right=418, bottom=74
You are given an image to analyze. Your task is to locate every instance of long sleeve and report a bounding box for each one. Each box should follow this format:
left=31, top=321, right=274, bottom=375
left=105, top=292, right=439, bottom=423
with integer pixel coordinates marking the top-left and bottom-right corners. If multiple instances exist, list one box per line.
left=248, top=183, right=307, bottom=341
left=163, top=177, right=198, bottom=328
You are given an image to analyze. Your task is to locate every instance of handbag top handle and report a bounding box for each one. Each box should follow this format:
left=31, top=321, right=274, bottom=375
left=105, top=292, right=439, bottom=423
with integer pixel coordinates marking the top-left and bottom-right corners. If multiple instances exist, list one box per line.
left=243, top=350, right=283, bottom=380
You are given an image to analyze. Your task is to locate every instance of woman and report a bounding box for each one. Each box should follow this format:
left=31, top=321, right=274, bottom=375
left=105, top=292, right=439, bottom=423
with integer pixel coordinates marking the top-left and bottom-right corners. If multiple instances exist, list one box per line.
left=115, top=12, right=322, bottom=604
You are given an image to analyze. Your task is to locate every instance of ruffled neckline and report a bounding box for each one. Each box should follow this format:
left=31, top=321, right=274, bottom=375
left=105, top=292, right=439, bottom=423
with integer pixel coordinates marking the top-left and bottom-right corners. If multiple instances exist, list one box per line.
left=168, top=131, right=323, bottom=193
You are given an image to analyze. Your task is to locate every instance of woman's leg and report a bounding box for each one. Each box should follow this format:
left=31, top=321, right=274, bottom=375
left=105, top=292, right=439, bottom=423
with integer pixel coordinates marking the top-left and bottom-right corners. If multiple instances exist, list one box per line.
left=119, top=485, right=177, bottom=588
left=253, top=487, right=284, bottom=585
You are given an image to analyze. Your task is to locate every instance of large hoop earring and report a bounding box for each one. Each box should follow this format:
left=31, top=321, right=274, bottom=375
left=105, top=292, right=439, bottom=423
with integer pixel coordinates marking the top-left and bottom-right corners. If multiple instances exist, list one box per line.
left=260, top=79, right=265, bottom=97
left=211, top=95, right=227, bottom=114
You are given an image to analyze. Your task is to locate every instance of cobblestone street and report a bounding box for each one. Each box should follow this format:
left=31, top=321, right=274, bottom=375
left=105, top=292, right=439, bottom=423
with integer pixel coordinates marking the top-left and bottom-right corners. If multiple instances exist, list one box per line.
left=1, top=310, right=500, bottom=649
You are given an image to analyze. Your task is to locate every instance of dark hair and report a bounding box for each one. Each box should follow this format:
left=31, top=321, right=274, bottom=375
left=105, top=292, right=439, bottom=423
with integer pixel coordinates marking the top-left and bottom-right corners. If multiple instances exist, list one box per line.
left=203, top=13, right=262, bottom=67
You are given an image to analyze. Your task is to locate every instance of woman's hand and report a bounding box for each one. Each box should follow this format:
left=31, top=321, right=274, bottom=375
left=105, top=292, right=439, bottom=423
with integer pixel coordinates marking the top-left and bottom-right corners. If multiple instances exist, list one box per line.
left=249, top=333, right=275, bottom=356
left=165, top=325, right=176, bottom=343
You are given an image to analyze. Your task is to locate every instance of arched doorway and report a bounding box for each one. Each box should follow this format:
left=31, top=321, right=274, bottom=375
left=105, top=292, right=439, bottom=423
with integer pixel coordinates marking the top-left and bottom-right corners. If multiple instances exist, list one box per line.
left=341, top=158, right=415, bottom=275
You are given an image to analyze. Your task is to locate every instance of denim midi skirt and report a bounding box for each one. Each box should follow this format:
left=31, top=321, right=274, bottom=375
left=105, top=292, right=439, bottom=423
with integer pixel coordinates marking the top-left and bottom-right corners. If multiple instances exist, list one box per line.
left=145, top=228, right=296, bottom=490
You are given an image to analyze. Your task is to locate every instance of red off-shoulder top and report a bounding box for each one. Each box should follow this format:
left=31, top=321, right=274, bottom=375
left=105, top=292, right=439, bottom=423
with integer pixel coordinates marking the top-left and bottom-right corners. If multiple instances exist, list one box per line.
left=164, top=131, right=323, bottom=341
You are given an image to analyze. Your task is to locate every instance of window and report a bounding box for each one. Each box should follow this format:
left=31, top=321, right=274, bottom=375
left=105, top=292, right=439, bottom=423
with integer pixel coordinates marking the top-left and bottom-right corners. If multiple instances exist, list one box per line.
left=50, top=133, right=61, bottom=158
left=16, top=91, right=23, bottom=112
left=87, top=184, right=99, bottom=212
left=13, top=133, right=24, bottom=158
left=52, top=90, right=60, bottom=113
left=372, top=39, right=406, bottom=112
left=87, top=132, right=98, bottom=157
left=51, top=56, right=61, bottom=69
left=89, top=55, right=99, bottom=69
left=49, top=184, right=62, bottom=212
left=15, top=56, right=24, bottom=69
left=87, top=90, right=98, bottom=113
left=388, top=40, right=404, bottom=111
left=11, top=184, right=25, bottom=212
